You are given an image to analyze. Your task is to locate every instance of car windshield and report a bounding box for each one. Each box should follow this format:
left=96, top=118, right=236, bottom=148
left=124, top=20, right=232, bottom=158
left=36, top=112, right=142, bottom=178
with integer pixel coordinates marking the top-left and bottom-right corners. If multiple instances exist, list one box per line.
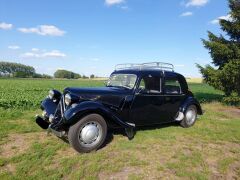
left=107, top=74, right=137, bottom=89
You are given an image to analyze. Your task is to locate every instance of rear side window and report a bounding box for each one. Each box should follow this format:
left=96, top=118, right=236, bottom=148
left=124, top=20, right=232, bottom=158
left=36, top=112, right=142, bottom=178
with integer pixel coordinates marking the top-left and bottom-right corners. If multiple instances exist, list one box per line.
left=164, top=77, right=182, bottom=94
left=139, top=75, right=161, bottom=94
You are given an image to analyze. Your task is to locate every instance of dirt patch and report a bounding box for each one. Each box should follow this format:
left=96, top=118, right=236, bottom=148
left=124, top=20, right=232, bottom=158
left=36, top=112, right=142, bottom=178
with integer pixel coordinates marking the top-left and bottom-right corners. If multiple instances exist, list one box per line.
left=0, top=132, right=47, bottom=158
left=98, top=167, right=143, bottom=180
left=192, top=141, right=240, bottom=179
left=0, top=163, right=16, bottom=174
left=223, top=108, right=240, bottom=117
left=226, top=161, right=240, bottom=180
left=218, top=107, right=240, bottom=119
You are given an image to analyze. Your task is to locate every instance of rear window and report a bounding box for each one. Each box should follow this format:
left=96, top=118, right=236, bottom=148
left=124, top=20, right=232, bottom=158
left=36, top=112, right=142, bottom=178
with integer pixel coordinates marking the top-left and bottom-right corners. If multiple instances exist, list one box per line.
left=164, top=77, right=182, bottom=94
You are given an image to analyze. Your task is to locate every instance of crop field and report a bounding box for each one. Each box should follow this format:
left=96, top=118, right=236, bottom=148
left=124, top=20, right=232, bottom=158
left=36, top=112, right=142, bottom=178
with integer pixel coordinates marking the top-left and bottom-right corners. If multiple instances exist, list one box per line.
left=0, top=78, right=240, bottom=179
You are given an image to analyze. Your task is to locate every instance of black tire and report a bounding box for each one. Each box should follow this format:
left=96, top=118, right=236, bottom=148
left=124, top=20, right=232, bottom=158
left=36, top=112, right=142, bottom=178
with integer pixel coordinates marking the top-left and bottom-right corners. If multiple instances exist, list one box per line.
left=68, top=114, right=107, bottom=153
left=180, top=105, right=197, bottom=128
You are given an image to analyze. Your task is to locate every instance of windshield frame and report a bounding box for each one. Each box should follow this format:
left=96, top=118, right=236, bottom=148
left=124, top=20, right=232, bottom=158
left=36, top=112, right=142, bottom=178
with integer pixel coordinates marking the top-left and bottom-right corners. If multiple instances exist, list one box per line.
left=106, top=73, right=138, bottom=90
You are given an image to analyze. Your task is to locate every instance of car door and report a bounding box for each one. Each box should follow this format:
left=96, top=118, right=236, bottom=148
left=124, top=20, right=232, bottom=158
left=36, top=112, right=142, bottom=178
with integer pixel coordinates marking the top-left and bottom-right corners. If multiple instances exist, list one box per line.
left=162, top=73, right=186, bottom=121
left=130, top=73, right=169, bottom=126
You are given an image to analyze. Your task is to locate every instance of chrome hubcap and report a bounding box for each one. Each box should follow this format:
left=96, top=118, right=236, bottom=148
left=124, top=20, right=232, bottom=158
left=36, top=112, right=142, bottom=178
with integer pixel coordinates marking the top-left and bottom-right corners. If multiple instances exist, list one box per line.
left=79, top=122, right=102, bottom=147
left=186, top=108, right=196, bottom=125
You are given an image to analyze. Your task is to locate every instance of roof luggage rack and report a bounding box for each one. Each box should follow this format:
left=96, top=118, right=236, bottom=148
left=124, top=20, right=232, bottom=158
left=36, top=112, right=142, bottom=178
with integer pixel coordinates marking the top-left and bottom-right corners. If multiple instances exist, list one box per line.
left=115, top=62, right=174, bottom=72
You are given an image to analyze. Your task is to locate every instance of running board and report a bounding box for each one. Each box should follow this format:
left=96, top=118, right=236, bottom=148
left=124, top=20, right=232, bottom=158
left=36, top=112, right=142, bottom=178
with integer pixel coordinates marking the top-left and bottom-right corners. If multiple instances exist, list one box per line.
left=126, top=122, right=135, bottom=127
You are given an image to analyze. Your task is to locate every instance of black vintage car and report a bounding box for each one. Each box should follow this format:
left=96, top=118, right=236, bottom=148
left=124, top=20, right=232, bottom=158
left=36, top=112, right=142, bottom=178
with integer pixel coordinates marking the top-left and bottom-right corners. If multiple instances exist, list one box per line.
left=36, top=62, right=203, bottom=153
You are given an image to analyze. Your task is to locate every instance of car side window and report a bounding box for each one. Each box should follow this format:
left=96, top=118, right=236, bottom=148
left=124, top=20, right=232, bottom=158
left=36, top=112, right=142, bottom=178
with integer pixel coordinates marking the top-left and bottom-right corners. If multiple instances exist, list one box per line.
left=139, top=75, right=161, bottom=94
left=164, top=77, right=182, bottom=94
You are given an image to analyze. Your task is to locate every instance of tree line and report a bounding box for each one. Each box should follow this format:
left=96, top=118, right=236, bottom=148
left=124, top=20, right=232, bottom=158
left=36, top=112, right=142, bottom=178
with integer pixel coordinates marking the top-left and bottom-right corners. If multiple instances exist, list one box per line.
left=0, top=61, right=96, bottom=79
left=53, top=69, right=95, bottom=79
left=0, top=61, right=51, bottom=78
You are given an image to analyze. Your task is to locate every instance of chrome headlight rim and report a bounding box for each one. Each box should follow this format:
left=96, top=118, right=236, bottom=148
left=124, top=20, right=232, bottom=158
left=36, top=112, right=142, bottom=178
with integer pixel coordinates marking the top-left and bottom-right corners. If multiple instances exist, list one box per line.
left=49, top=114, right=55, bottom=123
left=48, top=89, right=61, bottom=101
left=65, top=93, right=72, bottom=106
left=48, top=90, right=55, bottom=99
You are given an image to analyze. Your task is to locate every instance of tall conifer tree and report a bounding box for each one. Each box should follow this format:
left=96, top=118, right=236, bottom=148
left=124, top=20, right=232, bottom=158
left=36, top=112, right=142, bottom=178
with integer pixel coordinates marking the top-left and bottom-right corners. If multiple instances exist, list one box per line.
left=197, top=0, right=240, bottom=98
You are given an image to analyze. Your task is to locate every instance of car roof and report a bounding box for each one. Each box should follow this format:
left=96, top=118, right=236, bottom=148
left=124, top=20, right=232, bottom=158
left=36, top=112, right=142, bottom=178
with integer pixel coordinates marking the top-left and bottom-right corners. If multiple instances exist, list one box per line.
left=112, top=69, right=188, bottom=92
left=112, top=69, right=183, bottom=77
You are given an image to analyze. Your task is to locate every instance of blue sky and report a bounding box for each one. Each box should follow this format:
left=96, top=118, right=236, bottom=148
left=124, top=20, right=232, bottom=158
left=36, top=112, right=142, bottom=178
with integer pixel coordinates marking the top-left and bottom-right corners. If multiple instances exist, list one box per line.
left=0, top=0, right=230, bottom=77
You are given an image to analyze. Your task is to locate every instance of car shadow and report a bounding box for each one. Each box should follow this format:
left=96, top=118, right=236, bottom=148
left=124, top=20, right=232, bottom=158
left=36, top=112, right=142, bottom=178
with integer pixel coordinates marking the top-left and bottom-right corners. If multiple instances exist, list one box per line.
left=57, top=122, right=179, bottom=150
left=100, top=121, right=180, bottom=149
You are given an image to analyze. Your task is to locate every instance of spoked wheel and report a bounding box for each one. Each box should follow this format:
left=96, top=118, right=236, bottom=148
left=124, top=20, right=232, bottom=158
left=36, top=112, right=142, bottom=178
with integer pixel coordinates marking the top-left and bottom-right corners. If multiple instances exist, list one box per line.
left=68, top=114, right=107, bottom=153
left=180, top=105, right=197, bottom=128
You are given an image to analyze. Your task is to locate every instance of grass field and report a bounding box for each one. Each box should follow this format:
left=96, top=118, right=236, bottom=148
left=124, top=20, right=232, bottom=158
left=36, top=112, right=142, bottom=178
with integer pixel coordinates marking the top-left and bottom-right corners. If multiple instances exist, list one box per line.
left=0, top=79, right=239, bottom=179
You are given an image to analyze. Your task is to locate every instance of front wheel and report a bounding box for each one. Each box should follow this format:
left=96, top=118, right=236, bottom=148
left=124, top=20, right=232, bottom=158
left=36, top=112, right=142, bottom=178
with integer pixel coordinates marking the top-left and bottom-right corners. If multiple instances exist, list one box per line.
left=180, top=105, right=197, bottom=128
left=68, top=114, right=107, bottom=153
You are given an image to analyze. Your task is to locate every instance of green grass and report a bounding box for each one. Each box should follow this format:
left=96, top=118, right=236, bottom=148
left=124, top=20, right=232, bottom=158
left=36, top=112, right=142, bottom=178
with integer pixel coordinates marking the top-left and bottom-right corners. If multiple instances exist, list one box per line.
left=0, top=79, right=239, bottom=179
left=188, top=83, right=224, bottom=103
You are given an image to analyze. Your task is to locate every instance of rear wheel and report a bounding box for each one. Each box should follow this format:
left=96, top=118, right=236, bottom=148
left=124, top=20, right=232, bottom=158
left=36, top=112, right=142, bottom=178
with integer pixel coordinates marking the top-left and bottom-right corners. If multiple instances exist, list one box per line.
left=68, top=114, right=107, bottom=153
left=180, top=105, right=197, bottom=128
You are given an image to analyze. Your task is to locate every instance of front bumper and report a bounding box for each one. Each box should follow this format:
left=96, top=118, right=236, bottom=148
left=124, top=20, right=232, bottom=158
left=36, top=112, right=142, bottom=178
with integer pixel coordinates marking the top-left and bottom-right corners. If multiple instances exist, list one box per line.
left=35, top=115, right=65, bottom=137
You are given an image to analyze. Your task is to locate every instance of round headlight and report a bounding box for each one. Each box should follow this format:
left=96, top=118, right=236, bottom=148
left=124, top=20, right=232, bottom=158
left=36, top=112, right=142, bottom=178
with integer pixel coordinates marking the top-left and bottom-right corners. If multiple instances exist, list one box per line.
left=49, top=114, right=55, bottom=123
left=65, top=93, right=72, bottom=106
left=42, top=110, right=47, bottom=117
left=48, top=90, right=54, bottom=99
left=48, top=90, right=61, bottom=101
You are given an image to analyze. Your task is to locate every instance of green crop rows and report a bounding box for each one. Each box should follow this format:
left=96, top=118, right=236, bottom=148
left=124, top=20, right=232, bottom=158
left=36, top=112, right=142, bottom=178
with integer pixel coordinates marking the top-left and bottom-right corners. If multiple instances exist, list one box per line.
left=0, top=78, right=223, bottom=110
left=0, top=79, right=104, bottom=110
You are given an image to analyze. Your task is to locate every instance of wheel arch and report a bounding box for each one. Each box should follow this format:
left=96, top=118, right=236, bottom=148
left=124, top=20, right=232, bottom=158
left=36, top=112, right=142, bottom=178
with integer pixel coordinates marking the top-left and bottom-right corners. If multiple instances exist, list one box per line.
left=180, top=97, right=203, bottom=115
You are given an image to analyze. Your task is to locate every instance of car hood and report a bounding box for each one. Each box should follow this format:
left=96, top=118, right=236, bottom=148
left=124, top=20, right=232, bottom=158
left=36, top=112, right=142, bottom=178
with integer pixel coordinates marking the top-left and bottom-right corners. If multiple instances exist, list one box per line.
left=64, top=87, right=132, bottom=108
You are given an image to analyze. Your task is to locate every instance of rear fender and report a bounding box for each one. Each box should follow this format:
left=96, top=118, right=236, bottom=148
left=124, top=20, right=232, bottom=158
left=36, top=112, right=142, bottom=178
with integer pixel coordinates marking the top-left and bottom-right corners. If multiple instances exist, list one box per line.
left=180, top=97, right=203, bottom=115
left=63, top=101, right=133, bottom=128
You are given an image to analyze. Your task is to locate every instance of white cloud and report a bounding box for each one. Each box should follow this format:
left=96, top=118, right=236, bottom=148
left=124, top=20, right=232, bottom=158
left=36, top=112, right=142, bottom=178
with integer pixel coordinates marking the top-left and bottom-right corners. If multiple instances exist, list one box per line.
left=20, top=49, right=66, bottom=58
left=180, top=11, right=193, bottom=17
left=0, top=22, right=13, bottom=30
left=18, top=25, right=65, bottom=36
left=185, top=0, right=209, bottom=7
left=105, top=0, right=125, bottom=6
left=21, top=52, right=41, bottom=58
left=42, top=50, right=66, bottom=58
left=210, top=14, right=232, bottom=24
left=31, top=48, right=39, bottom=52
left=8, top=45, right=20, bottom=50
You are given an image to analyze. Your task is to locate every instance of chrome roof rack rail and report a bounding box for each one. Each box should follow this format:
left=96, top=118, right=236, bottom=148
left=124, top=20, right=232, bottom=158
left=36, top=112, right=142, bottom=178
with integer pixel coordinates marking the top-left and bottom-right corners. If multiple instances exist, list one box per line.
left=115, top=62, right=174, bottom=72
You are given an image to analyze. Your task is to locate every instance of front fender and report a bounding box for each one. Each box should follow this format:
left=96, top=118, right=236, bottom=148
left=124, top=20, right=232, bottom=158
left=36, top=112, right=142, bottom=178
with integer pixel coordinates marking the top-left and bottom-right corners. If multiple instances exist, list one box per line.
left=180, top=97, right=203, bottom=115
left=63, top=101, right=133, bottom=128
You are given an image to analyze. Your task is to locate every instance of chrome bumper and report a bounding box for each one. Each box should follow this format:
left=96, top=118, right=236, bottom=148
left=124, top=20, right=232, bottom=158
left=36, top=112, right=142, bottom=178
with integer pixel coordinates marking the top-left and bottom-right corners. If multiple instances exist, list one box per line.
left=35, top=115, right=65, bottom=137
